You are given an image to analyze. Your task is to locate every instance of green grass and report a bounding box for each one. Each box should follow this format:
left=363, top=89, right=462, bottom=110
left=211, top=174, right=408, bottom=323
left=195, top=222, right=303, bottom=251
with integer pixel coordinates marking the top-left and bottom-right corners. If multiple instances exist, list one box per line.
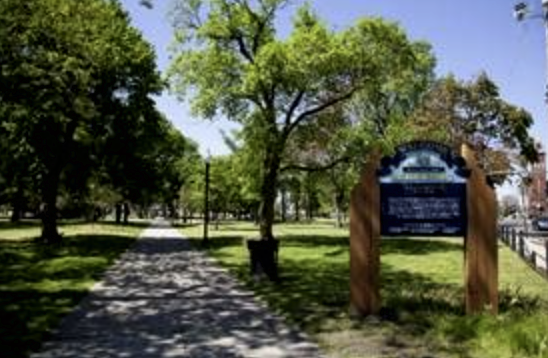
left=0, top=220, right=144, bottom=358
left=182, top=220, right=548, bottom=358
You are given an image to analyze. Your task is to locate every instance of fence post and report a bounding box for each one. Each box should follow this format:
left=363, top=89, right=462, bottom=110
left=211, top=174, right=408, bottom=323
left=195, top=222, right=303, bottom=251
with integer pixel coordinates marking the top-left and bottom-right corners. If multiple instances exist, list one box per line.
left=531, top=251, right=536, bottom=268
left=511, top=229, right=517, bottom=250
left=518, top=231, right=525, bottom=258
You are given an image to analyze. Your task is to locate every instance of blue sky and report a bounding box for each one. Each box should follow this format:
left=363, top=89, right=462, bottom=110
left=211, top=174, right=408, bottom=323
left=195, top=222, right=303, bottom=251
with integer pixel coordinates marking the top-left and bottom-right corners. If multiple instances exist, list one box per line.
left=121, top=0, right=548, bottom=159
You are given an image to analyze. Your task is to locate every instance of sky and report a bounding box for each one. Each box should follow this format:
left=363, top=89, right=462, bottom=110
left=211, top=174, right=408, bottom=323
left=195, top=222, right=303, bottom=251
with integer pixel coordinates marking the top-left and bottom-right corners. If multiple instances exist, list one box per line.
left=120, top=0, right=548, bottom=162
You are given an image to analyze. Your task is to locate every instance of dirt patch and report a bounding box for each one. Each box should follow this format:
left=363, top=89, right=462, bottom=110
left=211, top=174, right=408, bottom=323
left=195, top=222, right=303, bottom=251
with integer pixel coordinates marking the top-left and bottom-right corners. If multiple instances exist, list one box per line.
left=317, top=328, right=449, bottom=358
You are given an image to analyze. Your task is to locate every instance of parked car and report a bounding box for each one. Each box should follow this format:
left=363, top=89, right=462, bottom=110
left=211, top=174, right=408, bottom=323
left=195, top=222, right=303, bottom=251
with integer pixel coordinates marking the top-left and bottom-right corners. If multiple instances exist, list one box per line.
left=532, top=216, right=548, bottom=231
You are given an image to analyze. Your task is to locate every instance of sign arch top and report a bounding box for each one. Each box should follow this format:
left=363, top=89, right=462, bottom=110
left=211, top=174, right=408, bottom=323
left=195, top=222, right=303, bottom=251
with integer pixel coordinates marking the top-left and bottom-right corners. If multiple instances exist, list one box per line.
left=378, top=141, right=470, bottom=184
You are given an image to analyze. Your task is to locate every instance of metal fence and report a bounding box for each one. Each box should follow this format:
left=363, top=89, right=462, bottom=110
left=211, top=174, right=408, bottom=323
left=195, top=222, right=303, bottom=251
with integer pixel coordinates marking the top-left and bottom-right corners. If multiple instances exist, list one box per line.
left=498, top=226, right=548, bottom=278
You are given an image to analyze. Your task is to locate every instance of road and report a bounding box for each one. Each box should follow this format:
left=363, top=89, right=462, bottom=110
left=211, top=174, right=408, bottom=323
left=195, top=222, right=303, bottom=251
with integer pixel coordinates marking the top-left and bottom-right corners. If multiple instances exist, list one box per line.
left=499, top=220, right=548, bottom=272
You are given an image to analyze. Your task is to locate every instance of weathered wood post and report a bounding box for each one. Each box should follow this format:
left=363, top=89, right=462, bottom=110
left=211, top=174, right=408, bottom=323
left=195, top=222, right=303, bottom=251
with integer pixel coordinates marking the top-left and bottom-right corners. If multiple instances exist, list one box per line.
left=462, top=144, right=498, bottom=314
left=545, top=240, right=548, bottom=276
left=349, top=151, right=381, bottom=316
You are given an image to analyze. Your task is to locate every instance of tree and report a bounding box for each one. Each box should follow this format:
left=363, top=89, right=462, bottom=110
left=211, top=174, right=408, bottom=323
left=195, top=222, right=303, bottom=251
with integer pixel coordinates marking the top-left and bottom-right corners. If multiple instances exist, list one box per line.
left=97, top=106, right=199, bottom=222
left=500, top=194, right=519, bottom=218
left=409, top=74, right=538, bottom=183
left=0, top=0, right=162, bottom=242
left=168, top=0, right=434, bottom=240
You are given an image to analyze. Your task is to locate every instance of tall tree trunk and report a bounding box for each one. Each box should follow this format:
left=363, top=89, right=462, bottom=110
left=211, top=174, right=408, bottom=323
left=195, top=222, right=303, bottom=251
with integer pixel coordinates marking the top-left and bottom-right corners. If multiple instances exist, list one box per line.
left=38, top=120, right=77, bottom=243
left=253, top=203, right=260, bottom=225
left=294, top=188, right=300, bottom=222
left=280, top=188, right=287, bottom=222
left=305, top=173, right=313, bottom=221
left=40, top=168, right=61, bottom=244
left=10, top=186, right=23, bottom=223
left=335, top=191, right=344, bottom=228
left=305, top=190, right=313, bottom=221
left=138, top=206, right=146, bottom=219
left=259, top=153, right=281, bottom=241
left=115, top=203, right=122, bottom=224
left=182, top=207, right=188, bottom=223
left=123, top=202, right=130, bottom=224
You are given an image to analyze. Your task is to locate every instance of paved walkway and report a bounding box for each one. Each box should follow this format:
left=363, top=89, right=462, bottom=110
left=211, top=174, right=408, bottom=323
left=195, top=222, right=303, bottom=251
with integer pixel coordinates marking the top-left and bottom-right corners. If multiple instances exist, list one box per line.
left=32, top=221, right=325, bottom=358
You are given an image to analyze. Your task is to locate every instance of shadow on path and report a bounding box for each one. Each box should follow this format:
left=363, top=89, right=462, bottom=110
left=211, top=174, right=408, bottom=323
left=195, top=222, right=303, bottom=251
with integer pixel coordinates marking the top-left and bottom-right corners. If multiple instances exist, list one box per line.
left=31, top=223, right=324, bottom=358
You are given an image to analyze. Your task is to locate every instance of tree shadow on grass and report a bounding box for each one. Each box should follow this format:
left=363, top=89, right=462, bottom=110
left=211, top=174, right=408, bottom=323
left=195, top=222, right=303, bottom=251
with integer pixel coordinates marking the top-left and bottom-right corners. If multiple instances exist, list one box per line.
left=381, top=237, right=462, bottom=255
left=169, top=222, right=201, bottom=229
left=184, top=229, right=548, bottom=356
left=200, top=232, right=463, bottom=256
left=187, top=235, right=245, bottom=250
left=280, top=234, right=349, bottom=248
left=212, top=221, right=259, bottom=232
left=27, top=232, right=325, bottom=358
left=202, top=232, right=548, bottom=357
left=99, top=221, right=152, bottom=229
left=239, top=257, right=485, bottom=356
left=0, top=219, right=108, bottom=229
left=0, top=233, right=136, bottom=358
left=0, top=219, right=42, bottom=229
left=0, top=289, right=88, bottom=358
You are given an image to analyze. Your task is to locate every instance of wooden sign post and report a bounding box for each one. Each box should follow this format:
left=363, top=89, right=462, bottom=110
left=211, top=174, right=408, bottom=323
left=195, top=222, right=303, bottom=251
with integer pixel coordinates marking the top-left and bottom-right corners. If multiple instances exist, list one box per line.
left=350, top=151, right=381, bottom=316
left=462, top=144, right=498, bottom=314
left=350, top=141, right=498, bottom=317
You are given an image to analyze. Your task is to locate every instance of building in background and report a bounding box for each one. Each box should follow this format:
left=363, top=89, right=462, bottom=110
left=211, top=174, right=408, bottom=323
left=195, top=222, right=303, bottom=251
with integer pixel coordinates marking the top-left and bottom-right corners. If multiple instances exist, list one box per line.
left=527, top=147, right=547, bottom=217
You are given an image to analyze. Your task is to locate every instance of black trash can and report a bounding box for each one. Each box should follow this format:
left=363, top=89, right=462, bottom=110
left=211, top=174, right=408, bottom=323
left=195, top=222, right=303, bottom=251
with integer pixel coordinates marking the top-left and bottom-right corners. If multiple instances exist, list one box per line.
left=246, top=239, right=279, bottom=281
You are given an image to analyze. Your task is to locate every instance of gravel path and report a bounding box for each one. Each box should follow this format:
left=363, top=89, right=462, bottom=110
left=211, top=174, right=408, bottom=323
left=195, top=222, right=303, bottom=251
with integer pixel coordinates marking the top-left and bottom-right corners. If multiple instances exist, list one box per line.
left=31, top=221, right=325, bottom=358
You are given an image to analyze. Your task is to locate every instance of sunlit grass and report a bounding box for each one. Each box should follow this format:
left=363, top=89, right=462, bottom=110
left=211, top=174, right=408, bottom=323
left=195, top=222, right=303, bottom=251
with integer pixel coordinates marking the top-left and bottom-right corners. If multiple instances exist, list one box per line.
left=182, top=220, right=548, bottom=358
left=0, top=220, right=143, bottom=358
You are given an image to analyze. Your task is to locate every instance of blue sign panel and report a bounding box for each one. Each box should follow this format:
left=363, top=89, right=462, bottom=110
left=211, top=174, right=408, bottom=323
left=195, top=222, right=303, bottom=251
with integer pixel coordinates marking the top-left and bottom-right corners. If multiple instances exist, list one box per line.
left=378, top=141, right=470, bottom=236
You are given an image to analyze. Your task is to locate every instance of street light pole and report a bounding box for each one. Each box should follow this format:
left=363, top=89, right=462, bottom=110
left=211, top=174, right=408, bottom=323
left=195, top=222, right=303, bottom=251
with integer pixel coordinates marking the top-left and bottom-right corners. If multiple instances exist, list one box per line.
left=203, top=153, right=211, bottom=245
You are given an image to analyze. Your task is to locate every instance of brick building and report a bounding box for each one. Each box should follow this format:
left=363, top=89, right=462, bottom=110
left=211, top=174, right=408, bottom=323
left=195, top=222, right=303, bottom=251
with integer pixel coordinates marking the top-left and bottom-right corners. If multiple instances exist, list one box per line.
left=527, top=149, right=547, bottom=216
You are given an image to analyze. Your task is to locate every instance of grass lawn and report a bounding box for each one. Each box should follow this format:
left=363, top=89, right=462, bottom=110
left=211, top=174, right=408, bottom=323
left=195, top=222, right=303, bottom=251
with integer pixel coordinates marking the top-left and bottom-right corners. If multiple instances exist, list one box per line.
left=0, top=219, right=145, bottom=358
left=182, top=220, right=548, bottom=358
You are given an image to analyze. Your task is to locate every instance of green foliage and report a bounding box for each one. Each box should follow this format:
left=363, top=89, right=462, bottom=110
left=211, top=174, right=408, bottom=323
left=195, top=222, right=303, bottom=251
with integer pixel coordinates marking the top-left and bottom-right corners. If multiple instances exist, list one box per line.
left=0, top=0, right=194, bottom=232
left=409, top=73, right=538, bottom=182
left=168, top=0, right=435, bottom=236
left=101, top=110, right=200, bottom=208
left=182, top=221, right=548, bottom=358
left=1, top=0, right=162, bottom=205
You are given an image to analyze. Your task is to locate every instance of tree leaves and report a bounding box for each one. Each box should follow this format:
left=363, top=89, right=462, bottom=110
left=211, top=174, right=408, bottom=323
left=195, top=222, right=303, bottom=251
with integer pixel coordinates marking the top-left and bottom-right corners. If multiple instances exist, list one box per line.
left=168, top=0, right=436, bottom=236
left=409, top=73, right=538, bottom=183
left=0, top=0, right=176, bottom=232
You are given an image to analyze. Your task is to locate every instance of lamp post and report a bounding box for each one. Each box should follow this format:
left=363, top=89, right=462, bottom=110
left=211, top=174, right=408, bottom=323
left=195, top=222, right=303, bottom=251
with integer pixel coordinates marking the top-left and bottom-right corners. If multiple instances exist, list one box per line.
left=203, top=153, right=211, bottom=245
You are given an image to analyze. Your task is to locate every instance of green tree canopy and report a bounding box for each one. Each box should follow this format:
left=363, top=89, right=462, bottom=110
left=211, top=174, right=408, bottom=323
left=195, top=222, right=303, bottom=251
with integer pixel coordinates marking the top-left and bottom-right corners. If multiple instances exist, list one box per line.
left=168, top=0, right=435, bottom=239
left=410, top=73, right=538, bottom=184
left=0, top=0, right=162, bottom=242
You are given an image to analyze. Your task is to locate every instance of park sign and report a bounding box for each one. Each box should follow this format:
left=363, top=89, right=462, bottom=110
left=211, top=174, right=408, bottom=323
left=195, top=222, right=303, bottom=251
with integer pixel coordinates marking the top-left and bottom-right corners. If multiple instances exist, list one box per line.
left=350, top=141, right=498, bottom=317
left=378, top=141, right=470, bottom=236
